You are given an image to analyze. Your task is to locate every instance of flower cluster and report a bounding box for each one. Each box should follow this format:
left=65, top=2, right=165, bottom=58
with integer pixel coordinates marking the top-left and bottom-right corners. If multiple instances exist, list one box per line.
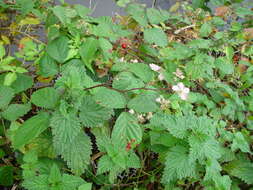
left=156, top=95, right=170, bottom=110
left=149, top=64, right=165, bottom=81
left=172, top=82, right=190, bottom=100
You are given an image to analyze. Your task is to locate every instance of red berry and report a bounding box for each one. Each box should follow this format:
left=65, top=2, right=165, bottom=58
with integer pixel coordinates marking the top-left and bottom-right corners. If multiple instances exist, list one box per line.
left=121, top=43, right=127, bottom=49
left=18, top=44, right=25, bottom=49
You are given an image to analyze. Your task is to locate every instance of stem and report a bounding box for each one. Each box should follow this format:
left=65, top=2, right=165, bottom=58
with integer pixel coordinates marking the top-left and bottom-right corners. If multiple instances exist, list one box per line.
left=83, top=83, right=172, bottom=93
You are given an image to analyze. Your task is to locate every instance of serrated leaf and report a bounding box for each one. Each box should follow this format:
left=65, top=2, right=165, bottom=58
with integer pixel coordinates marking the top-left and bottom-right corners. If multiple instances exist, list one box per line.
left=231, top=132, right=251, bottom=153
left=10, top=73, right=33, bottom=94
left=51, top=112, right=81, bottom=152
left=79, top=38, right=98, bottom=73
left=112, top=71, right=145, bottom=90
left=47, top=36, right=69, bottom=63
left=79, top=96, right=113, bottom=127
left=62, top=174, right=86, bottom=190
left=144, top=28, right=168, bottom=47
left=12, top=112, right=50, bottom=149
left=128, top=91, right=159, bottom=113
left=128, top=63, right=154, bottom=83
left=162, top=145, right=196, bottom=184
left=224, top=158, right=253, bottom=185
left=0, top=85, right=14, bottom=109
left=31, top=87, right=60, bottom=109
left=22, top=175, right=49, bottom=190
left=55, top=133, right=91, bottom=175
left=48, top=164, right=61, bottom=184
left=111, top=112, right=142, bottom=144
left=199, top=22, right=212, bottom=37
left=0, top=166, right=13, bottom=186
left=189, top=134, right=221, bottom=162
left=147, top=8, right=170, bottom=24
left=126, top=3, right=148, bottom=26
left=39, top=53, right=58, bottom=77
left=74, top=4, right=91, bottom=18
left=78, top=183, right=92, bottom=190
left=97, top=155, right=114, bottom=175
left=52, top=6, right=68, bottom=24
left=93, top=87, right=127, bottom=109
left=1, top=103, right=31, bottom=121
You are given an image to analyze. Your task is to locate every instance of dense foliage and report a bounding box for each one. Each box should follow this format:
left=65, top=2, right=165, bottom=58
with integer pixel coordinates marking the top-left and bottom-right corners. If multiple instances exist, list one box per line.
left=0, top=0, right=253, bottom=189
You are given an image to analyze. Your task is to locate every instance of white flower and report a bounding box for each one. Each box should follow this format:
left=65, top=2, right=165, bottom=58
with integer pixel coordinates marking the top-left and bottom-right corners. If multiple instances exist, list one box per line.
left=173, top=68, right=185, bottom=79
left=119, top=57, right=125, bottom=62
left=172, top=82, right=190, bottom=100
left=158, top=73, right=165, bottom=81
left=129, top=109, right=135, bottom=114
left=146, top=112, right=153, bottom=120
left=137, top=114, right=146, bottom=123
left=131, top=59, right=138, bottom=63
left=156, top=97, right=162, bottom=103
left=149, top=64, right=161, bottom=72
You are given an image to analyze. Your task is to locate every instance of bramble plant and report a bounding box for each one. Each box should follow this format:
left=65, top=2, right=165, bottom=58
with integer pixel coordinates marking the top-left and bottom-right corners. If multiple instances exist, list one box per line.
left=0, top=0, right=253, bottom=189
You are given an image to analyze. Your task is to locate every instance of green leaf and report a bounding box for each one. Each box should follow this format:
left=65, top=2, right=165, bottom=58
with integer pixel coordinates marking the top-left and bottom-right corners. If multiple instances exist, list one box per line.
left=12, top=112, right=50, bottom=149
left=52, top=6, right=68, bottom=24
left=98, top=38, right=112, bottom=60
left=55, top=133, right=91, bottom=175
left=112, top=72, right=145, bottom=90
left=128, top=91, right=159, bottom=113
left=10, top=73, right=33, bottom=94
left=126, top=3, right=148, bottom=26
left=79, top=96, right=113, bottom=127
left=22, top=175, right=49, bottom=190
left=199, top=22, right=212, bottom=37
left=39, top=53, right=58, bottom=77
left=78, top=183, right=92, bottom=190
left=93, top=87, right=127, bottom=109
left=159, top=114, right=190, bottom=139
left=144, top=28, right=168, bottom=47
left=74, top=4, right=91, bottom=18
left=47, top=36, right=69, bottom=63
left=0, top=85, right=14, bottom=109
left=48, top=164, right=61, bottom=184
left=1, top=103, right=31, bottom=121
left=224, top=158, right=253, bottom=184
left=146, top=8, right=170, bottom=24
left=4, top=72, right=17, bottom=86
left=0, top=43, right=5, bottom=59
left=31, top=87, right=60, bottom=109
left=111, top=112, right=142, bottom=144
left=51, top=112, right=81, bottom=152
left=231, top=132, right=251, bottom=153
left=62, top=174, right=86, bottom=190
left=117, top=0, right=130, bottom=7
left=215, top=57, right=234, bottom=75
left=79, top=38, right=98, bottom=73
left=162, top=145, right=196, bottom=184
left=189, top=134, right=221, bottom=162
left=128, top=63, right=154, bottom=83
left=0, top=166, right=13, bottom=186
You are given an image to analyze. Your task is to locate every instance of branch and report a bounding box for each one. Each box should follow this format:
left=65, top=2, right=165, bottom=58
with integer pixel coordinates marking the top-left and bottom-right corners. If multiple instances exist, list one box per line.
left=83, top=83, right=172, bottom=93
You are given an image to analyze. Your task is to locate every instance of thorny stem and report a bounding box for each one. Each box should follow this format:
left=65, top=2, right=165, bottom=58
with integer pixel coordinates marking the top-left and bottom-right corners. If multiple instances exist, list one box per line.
left=0, top=27, right=46, bottom=45
left=83, top=83, right=172, bottom=93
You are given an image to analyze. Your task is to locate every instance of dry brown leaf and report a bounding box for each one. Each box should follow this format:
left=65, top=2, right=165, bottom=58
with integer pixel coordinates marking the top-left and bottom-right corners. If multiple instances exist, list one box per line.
left=215, top=6, right=230, bottom=17
left=243, top=28, right=253, bottom=39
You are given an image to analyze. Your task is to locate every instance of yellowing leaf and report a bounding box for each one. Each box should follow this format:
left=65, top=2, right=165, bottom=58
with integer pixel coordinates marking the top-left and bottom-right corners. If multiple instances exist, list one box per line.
left=1, top=35, right=10, bottom=45
left=37, top=76, right=53, bottom=83
left=19, top=17, right=40, bottom=26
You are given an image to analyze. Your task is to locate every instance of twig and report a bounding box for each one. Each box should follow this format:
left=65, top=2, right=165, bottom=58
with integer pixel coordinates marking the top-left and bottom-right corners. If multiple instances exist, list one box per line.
left=0, top=27, right=46, bottom=45
left=174, top=24, right=196, bottom=34
left=83, top=83, right=172, bottom=93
